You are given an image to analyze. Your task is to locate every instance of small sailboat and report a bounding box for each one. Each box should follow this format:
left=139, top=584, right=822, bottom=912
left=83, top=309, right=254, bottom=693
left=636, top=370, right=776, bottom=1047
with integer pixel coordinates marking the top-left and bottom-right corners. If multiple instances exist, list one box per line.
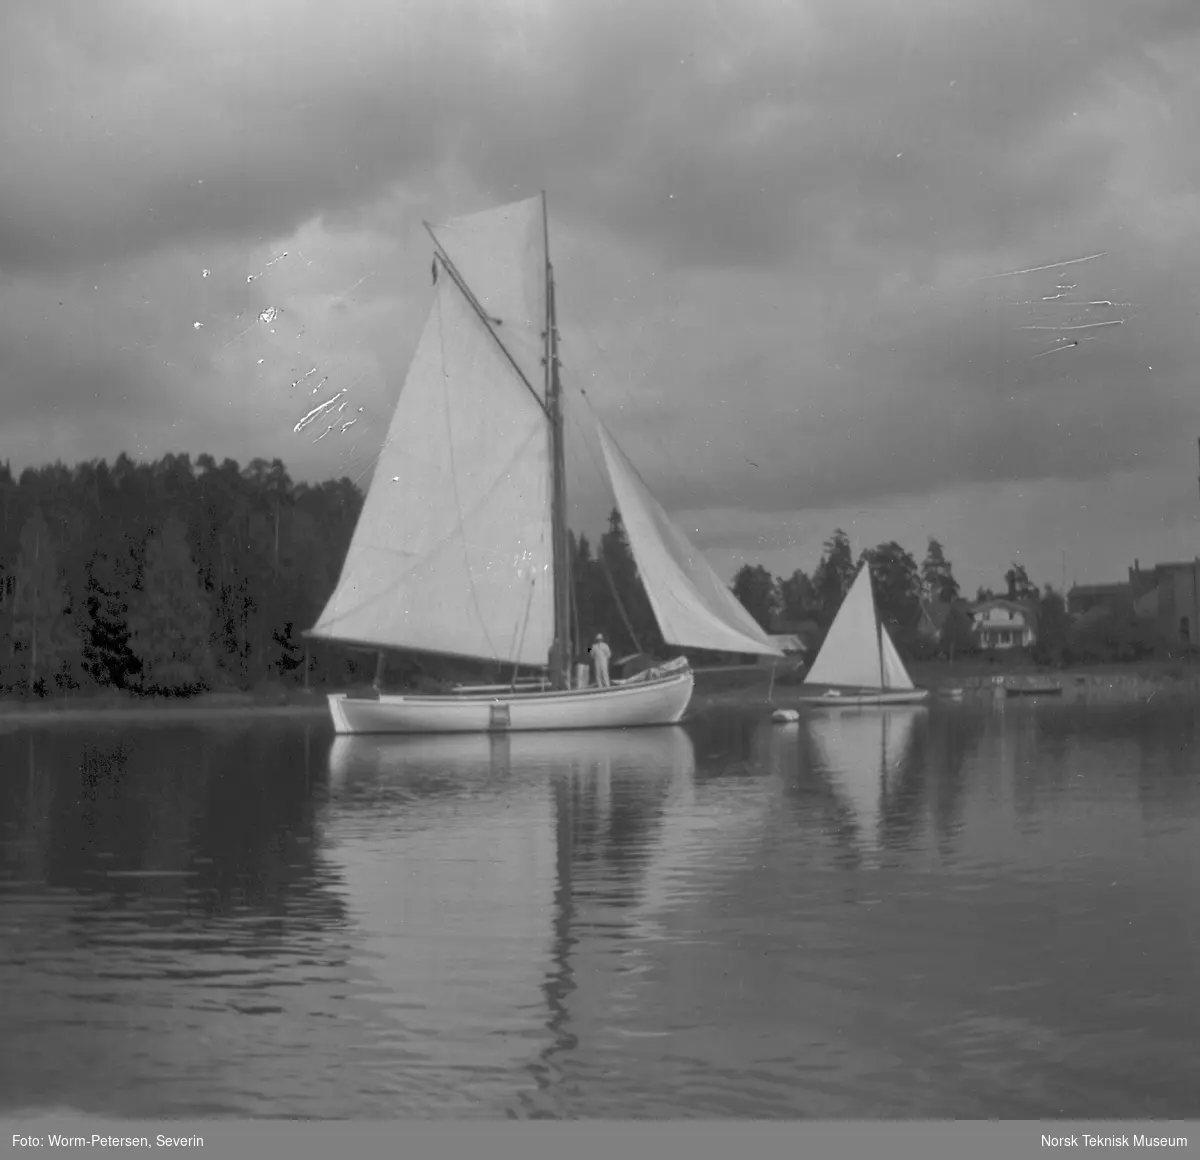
left=306, top=194, right=782, bottom=735
left=800, top=564, right=930, bottom=706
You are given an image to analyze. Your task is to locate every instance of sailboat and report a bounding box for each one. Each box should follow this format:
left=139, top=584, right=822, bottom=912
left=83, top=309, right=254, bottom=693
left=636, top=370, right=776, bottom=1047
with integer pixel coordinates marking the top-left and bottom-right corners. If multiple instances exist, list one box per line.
left=800, top=563, right=930, bottom=706
left=305, top=193, right=782, bottom=735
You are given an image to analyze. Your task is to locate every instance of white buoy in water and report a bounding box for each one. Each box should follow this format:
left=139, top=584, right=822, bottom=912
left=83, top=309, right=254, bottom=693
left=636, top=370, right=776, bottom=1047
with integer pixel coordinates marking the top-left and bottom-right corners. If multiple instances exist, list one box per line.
left=771, top=708, right=800, bottom=724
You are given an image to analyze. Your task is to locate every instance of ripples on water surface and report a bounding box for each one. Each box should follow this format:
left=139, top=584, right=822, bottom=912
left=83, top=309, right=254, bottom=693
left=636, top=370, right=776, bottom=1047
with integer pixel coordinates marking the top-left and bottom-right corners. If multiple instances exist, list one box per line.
left=1, top=702, right=1198, bottom=1119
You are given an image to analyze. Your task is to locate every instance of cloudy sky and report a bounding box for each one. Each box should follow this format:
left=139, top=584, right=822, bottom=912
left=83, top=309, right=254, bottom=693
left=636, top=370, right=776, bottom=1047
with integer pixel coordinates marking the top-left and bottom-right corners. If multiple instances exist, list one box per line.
left=3, top=0, right=1200, bottom=593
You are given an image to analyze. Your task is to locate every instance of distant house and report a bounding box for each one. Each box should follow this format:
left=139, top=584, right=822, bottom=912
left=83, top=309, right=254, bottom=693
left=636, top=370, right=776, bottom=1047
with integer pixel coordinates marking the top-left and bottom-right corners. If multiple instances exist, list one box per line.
left=970, top=599, right=1037, bottom=651
left=767, top=633, right=805, bottom=655
left=1067, top=582, right=1132, bottom=619
left=767, top=617, right=821, bottom=658
left=1128, top=558, right=1200, bottom=648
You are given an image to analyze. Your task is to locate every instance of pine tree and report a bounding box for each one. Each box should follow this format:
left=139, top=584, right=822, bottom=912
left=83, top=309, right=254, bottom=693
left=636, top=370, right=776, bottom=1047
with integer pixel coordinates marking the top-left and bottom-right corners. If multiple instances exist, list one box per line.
left=731, top=564, right=780, bottom=632
left=921, top=538, right=961, bottom=604
left=597, top=508, right=663, bottom=656
left=11, top=508, right=76, bottom=693
left=83, top=541, right=141, bottom=688
left=812, top=529, right=856, bottom=625
left=860, top=541, right=923, bottom=636
left=128, top=516, right=215, bottom=694
left=779, top=569, right=814, bottom=622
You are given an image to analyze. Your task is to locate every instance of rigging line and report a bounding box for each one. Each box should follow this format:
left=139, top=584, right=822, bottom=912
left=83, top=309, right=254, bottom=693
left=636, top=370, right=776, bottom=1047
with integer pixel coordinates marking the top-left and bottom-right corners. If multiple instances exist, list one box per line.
left=570, top=549, right=582, bottom=668
left=424, top=232, right=550, bottom=419
left=434, top=284, right=501, bottom=663
left=563, top=393, right=644, bottom=655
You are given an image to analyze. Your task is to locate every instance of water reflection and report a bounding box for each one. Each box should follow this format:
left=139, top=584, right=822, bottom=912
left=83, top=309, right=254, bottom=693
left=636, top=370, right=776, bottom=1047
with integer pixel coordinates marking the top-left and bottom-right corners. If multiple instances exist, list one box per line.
left=2, top=707, right=1199, bottom=1120
left=805, top=707, right=926, bottom=861
left=318, top=727, right=697, bottom=1117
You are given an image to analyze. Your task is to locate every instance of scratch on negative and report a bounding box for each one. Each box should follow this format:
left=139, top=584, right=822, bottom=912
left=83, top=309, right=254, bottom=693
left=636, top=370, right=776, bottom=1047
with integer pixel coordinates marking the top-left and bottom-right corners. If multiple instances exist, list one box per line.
left=1020, top=320, right=1123, bottom=331
left=294, top=390, right=347, bottom=433
left=1032, top=341, right=1079, bottom=358
left=980, top=252, right=1107, bottom=280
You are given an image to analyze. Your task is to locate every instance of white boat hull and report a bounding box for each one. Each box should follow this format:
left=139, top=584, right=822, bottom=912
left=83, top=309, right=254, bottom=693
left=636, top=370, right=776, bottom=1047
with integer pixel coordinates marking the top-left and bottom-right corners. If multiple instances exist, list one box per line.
left=327, top=667, right=695, bottom=735
left=801, top=687, right=931, bottom=707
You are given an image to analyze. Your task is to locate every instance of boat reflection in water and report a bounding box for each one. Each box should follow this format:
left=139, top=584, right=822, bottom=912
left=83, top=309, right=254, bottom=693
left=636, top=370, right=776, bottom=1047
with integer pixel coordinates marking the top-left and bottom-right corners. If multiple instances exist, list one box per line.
left=321, top=725, right=699, bottom=1117
left=804, top=706, right=926, bottom=861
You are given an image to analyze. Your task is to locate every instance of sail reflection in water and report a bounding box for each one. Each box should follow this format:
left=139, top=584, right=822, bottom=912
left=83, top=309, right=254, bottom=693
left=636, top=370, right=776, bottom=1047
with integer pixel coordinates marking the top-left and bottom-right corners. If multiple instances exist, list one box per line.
left=320, top=727, right=698, bottom=1116
left=5, top=704, right=1200, bottom=1120
left=805, top=707, right=926, bottom=858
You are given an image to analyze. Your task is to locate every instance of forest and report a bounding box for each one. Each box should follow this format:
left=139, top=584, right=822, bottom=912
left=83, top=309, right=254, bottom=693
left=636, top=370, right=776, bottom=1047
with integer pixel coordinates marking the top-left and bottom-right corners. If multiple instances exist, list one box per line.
left=0, top=454, right=1154, bottom=700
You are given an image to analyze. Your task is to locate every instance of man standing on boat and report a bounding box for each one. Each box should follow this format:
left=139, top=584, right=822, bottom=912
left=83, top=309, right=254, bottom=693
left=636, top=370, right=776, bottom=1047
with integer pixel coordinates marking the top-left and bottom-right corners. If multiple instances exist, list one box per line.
left=591, top=633, right=612, bottom=687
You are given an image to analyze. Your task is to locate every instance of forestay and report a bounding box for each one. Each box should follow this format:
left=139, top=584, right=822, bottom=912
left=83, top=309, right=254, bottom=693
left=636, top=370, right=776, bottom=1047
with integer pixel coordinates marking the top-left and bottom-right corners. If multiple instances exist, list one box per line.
left=597, top=424, right=783, bottom=657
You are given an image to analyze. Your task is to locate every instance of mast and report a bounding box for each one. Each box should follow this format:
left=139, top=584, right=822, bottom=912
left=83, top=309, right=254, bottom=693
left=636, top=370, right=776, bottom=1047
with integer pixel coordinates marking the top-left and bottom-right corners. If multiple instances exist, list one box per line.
left=544, top=192, right=572, bottom=689
left=873, top=569, right=886, bottom=689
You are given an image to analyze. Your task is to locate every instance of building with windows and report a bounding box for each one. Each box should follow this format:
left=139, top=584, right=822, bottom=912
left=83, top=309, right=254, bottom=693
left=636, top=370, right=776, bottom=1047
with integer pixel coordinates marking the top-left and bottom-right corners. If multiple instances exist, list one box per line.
left=970, top=599, right=1037, bottom=651
left=1128, top=558, right=1200, bottom=648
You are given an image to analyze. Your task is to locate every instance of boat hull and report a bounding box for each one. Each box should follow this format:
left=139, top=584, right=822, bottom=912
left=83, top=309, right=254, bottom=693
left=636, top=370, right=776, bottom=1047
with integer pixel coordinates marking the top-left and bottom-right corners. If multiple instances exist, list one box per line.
left=327, top=668, right=695, bottom=735
left=799, top=687, right=931, bottom=707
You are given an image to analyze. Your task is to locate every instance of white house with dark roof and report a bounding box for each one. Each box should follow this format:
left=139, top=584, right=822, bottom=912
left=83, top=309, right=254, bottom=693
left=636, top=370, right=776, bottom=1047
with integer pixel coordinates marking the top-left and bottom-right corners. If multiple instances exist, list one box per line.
left=970, top=599, right=1037, bottom=651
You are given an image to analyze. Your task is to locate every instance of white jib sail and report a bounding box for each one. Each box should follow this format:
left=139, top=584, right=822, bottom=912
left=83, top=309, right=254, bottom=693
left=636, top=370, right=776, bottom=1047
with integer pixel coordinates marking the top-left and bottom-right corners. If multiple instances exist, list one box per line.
left=596, top=424, right=783, bottom=657
left=879, top=622, right=915, bottom=690
left=310, top=270, right=555, bottom=666
left=803, top=563, right=885, bottom=689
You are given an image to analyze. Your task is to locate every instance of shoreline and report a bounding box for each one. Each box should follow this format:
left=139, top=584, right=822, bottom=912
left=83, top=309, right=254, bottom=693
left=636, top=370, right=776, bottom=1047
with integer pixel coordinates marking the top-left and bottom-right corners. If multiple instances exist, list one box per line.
left=1, top=659, right=1197, bottom=725
left=0, top=690, right=332, bottom=725
left=697, top=660, right=1200, bottom=708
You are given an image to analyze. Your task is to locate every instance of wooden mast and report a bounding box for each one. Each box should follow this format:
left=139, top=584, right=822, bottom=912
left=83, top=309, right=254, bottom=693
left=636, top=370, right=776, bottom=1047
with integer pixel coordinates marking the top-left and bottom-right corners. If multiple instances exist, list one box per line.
left=544, top=191, right=572, bottom=689
left=872, top=568, right=886, bottom=689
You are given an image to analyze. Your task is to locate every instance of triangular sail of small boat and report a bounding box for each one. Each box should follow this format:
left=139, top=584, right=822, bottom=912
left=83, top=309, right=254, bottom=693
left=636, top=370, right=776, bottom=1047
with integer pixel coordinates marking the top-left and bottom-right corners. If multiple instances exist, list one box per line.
left=803, top=563, right=884, bottom=688
left=309, top=201, right=556, bottom=667
left=879, top=622, right=916, bottom=691
left=596, top=424, right=783, bottom=657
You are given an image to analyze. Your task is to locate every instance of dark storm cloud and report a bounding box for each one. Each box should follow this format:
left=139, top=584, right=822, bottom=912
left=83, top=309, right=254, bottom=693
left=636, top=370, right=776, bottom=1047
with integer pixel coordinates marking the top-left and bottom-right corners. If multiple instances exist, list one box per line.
left=3, top=0, right=1193, bottom=274
left=2, top=0, right=1200, bottom=584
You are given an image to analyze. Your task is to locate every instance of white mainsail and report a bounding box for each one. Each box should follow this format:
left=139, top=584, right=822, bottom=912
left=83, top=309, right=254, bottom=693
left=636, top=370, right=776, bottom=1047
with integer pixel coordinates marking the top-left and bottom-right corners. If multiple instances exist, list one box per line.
left=312, top=192, right=778, bottom=675
left=426, top=197, right=549, bottom=404
left=804, top=563, right=915, bottom=690
left=597, top=424, right=783, bottom=658
left=309, top=249, right=555, bottom=666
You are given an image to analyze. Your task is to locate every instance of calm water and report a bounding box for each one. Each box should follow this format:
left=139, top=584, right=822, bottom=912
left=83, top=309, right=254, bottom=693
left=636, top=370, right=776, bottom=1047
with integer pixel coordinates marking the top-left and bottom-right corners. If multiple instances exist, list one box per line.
left=1, top=702, right=1198, bottom=1120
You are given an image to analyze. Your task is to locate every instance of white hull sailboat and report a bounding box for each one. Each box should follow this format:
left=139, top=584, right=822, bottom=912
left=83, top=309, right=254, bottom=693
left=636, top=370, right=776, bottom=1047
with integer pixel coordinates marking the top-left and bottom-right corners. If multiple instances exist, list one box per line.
left=306, top=194, right=782, bottom=735
left=326, top=660, right=694, bottom=735
left=799, top=563, right=930, bottom=707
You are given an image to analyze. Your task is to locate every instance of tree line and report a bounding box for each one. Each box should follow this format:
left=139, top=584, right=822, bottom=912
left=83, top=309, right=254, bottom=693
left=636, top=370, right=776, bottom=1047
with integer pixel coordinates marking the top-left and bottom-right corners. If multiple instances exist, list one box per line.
left=0, top=455, right=362, bottom=697
left=0, top=454, right=719, bottom=697
left=728, top=530, right=1171, bottom=667
left=727, top=530, right=969, bottom=661
left=0, top=454, right=1167, bottom=701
